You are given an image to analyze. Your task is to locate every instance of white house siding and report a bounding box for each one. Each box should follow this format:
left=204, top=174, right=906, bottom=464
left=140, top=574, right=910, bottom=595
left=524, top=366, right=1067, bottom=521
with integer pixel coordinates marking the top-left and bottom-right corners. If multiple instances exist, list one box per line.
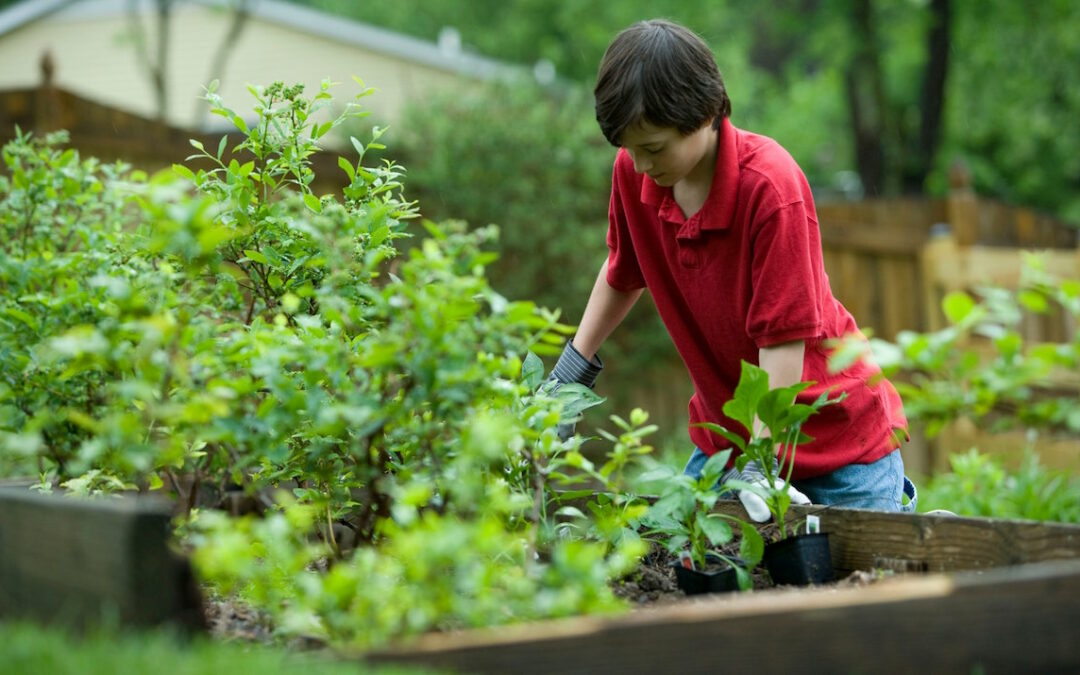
left=0, top=1, right=487, bottom=131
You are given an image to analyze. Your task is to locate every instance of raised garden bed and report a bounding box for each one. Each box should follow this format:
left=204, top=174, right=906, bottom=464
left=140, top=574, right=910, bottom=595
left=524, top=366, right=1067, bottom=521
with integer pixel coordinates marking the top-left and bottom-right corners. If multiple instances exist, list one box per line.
left=3, top=488, right=1079, bottom=674
left=367, top=502, right=1080, bottom=674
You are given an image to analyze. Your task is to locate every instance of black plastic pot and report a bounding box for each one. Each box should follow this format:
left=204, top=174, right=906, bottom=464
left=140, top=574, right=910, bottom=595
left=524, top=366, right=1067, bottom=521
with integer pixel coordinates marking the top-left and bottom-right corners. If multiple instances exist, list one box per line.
left=672, top=557, right=739, bottom=595
left=763, top=532, right=834, bottom=586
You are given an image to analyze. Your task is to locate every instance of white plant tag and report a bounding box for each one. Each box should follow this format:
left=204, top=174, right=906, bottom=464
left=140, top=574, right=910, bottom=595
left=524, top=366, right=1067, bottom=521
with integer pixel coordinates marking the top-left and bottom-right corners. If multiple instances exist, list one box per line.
left=806, top=514, right=821, bottom=534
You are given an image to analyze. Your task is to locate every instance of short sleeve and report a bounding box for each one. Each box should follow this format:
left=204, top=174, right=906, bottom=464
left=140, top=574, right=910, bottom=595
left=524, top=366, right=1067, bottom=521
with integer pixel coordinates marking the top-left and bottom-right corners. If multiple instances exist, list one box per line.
left=604, top=164, right=646, bottom=291
left=745, top=200, right=824, bottom=346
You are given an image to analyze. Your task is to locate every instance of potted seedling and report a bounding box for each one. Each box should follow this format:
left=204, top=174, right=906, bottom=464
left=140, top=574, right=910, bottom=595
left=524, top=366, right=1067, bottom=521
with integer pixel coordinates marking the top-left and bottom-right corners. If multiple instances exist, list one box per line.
left=699, top=361, right=843, bottom=586
left=641, top=449, right=764, bottom=595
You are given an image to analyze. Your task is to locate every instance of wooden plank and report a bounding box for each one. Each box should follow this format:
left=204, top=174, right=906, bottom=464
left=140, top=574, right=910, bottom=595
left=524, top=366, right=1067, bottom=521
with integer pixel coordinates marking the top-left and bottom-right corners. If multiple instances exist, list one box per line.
left=366, top=560, right=1080, bottom=674
left=0, top=488, right=204, bottom=631
left=961, top=246, right=1079, bottom=288
left=819, top=219, right=926, bottom=255
left=709, top=500, right=1080, bottom=574
left=932, top=418, right=1080, bottom=473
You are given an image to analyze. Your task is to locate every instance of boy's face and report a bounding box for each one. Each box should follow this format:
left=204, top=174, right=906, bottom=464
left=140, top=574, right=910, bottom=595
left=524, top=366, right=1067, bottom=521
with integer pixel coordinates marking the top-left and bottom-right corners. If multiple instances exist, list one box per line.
left=619, top=120, right=717, bottom=188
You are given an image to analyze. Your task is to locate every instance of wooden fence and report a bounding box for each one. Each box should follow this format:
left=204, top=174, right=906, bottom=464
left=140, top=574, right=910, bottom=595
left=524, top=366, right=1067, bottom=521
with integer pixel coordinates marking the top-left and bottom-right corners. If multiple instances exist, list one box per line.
left=816, top=177, right=1078, bottom=343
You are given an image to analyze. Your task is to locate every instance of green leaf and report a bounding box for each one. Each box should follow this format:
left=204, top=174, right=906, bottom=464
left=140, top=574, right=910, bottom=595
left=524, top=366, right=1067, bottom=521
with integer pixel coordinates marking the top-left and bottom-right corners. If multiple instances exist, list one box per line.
left=555, top=383, right=605, bottom=421
left=554, top=505, right=587, bottom=519
left=172, top=164, right=195, bottom=181
left=738, top=521, right=764, bottom=566
left=3, top=307, right=38, bottom=332
left=303, top=192, right=322, bottom=213
left=699, top=449, right=733, bottom=483
left=243, top=249, right=269, bottom=265
left=722, top=361, right=770, bottom=433
left=695, top=422, right=745, bottom=451
left=369, top=226, right=390, bottom=248
left=648, top=490, right=692, bottom=522
left=217, top=134, right=228, bottom=160
left=697, top=513, right=732, bottom=546
left=337, top=156, right=356, bottom=182
left=522, top=351, right=545, bottom=390
left=942, top=291, right=976, bottom=324
left=1018, top=289, right=1049, bottom=313
left=349, top=136, right=365, bottom=158
left=734, top=565, right=753, bottom=590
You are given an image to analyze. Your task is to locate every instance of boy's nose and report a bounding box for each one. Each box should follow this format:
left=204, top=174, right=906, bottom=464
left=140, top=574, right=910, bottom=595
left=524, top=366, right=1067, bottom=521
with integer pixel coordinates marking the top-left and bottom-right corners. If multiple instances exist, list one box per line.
left=629, top=151, right=650, bottom=174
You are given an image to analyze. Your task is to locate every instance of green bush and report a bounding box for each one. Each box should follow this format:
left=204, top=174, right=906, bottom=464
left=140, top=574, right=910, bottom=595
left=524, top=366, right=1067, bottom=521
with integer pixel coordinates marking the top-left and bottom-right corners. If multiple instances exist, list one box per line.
left=857, top=265, right=1080, bottom=438
left=400, top=79, right=611, bottom=311
left=0, top=80, right=652, bottom=648
left=918, top=448, right=1080, bottom=523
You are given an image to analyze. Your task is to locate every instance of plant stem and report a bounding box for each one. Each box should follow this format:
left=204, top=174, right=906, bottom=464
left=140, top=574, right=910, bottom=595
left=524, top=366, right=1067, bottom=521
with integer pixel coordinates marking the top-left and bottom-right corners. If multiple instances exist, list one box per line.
left=326, top=501, right=340, bottom=559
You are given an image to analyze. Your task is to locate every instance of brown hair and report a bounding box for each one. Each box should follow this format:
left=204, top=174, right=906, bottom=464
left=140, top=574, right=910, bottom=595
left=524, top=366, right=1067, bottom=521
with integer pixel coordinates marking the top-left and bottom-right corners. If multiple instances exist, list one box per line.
left=594, top=19, right=731, bottom=147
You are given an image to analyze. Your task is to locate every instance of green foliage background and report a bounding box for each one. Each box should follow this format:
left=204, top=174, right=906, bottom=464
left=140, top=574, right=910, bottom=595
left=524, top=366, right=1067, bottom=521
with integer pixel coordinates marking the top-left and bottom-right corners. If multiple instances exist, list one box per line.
left=303, top=0, right=1080, bottom=219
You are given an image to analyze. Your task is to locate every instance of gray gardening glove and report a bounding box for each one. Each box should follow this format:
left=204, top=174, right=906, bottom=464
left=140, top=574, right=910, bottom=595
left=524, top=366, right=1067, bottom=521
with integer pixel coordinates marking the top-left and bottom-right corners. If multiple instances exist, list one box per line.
left=723, top=459, right=811, bottom=523
left=547, top=340, right=603, bottom=440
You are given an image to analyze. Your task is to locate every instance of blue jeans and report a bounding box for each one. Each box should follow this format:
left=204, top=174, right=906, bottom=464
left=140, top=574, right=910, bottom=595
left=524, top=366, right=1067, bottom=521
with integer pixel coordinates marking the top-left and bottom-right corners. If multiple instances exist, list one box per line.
left=683, top=448, right=917, bottom=513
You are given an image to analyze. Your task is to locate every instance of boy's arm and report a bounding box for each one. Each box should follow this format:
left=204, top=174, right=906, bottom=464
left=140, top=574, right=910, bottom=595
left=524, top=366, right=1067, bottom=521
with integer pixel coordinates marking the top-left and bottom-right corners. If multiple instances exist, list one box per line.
left=758, top=340, right=805, bottom=387
left=547, top=259, right=642, bottom=440
left=755, top=339, right=806, bottom=436
left=731, top=339, right=810, bottom=522
left=569, top=258, right=643, bottom=359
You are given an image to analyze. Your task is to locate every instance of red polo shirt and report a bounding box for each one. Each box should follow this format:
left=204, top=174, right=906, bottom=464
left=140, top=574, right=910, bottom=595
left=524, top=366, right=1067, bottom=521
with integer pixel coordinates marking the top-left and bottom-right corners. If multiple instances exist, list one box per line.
left=605, top=118, right=907, bottom=480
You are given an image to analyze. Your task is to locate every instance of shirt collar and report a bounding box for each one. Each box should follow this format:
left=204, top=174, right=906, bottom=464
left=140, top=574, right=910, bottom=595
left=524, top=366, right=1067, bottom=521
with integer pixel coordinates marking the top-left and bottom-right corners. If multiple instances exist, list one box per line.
left=639, top=117, right=739, bottom=233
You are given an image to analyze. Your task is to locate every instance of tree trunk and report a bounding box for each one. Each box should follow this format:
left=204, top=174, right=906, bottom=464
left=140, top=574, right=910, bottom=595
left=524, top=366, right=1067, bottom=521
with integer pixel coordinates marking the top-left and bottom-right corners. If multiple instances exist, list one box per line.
left=903, top=0, right=951, bottom=192
left=844, top=0, right=887, bottom=196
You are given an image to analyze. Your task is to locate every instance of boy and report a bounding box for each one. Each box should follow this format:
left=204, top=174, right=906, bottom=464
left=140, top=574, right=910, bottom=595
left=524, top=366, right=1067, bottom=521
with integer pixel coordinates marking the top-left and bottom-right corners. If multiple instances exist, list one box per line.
left=549, top=19, right=916, bottom=521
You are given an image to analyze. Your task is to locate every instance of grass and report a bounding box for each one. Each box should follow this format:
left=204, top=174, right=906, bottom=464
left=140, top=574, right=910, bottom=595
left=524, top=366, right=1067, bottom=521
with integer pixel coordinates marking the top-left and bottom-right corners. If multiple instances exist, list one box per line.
left=0, top=621, right=441, bottom=675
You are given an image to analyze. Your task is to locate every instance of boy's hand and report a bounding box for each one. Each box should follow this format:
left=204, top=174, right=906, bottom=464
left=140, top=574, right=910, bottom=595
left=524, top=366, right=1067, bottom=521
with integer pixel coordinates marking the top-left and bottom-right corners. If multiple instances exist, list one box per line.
left=547, top=341, right=603, bottom=440
left=725, top=460, right=811, bottom=523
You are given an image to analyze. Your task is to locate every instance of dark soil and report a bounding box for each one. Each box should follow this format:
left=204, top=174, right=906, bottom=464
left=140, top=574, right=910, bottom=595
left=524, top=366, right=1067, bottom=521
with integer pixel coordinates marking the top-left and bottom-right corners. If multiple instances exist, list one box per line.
left=612, top=531, right=889, bottom=607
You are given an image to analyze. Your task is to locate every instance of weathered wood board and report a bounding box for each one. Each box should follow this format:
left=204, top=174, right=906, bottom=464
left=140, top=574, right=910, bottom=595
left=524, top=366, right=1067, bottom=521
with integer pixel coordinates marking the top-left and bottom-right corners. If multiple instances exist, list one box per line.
left=712, top=500, right=1080, bottom=574
left=364, top=502, right=1080, bottom=674
left=368, top=559, right=1080, bottom=675
left=0, top=487, right=203, bottom=631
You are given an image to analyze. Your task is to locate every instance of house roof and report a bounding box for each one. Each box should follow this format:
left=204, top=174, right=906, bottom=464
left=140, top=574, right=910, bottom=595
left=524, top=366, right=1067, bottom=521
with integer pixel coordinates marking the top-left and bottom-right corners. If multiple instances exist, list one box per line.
left=0, top=0, right=519, bottom=80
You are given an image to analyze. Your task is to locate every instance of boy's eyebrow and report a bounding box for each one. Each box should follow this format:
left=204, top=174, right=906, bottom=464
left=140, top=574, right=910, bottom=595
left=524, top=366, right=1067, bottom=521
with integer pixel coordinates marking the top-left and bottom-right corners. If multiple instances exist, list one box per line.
left=627, top=137, right=666, bottom=149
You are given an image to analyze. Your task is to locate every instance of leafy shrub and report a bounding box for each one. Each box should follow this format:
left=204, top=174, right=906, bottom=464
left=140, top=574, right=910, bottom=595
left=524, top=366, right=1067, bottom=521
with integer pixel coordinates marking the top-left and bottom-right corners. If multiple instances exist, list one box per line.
left=918, top=448, right=1080, bottom=523
left=640, top=448, right=762, bottom=589
left=0, top=80, right=651, bottom=647
left=857, top=264, right=1080, bottom=438
left=399, top=79, right=612, bottom=312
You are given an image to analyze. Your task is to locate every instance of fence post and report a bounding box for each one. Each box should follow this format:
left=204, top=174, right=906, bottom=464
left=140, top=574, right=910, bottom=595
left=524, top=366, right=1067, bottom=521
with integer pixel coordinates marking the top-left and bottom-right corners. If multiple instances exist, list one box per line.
left=946, top=161, right=978, bottom=247
left=919, top=223, right=960, bottom=333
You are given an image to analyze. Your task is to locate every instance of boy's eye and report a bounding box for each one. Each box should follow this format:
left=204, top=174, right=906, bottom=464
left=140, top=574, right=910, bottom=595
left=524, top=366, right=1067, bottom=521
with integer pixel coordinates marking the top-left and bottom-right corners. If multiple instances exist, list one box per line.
left=646, top=147, right=663, bottom=154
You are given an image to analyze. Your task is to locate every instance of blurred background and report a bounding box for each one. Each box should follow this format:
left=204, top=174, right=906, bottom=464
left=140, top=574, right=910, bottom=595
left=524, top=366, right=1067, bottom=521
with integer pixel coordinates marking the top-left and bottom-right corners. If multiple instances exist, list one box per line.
left=1, top=0, right=1078, bottom=474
